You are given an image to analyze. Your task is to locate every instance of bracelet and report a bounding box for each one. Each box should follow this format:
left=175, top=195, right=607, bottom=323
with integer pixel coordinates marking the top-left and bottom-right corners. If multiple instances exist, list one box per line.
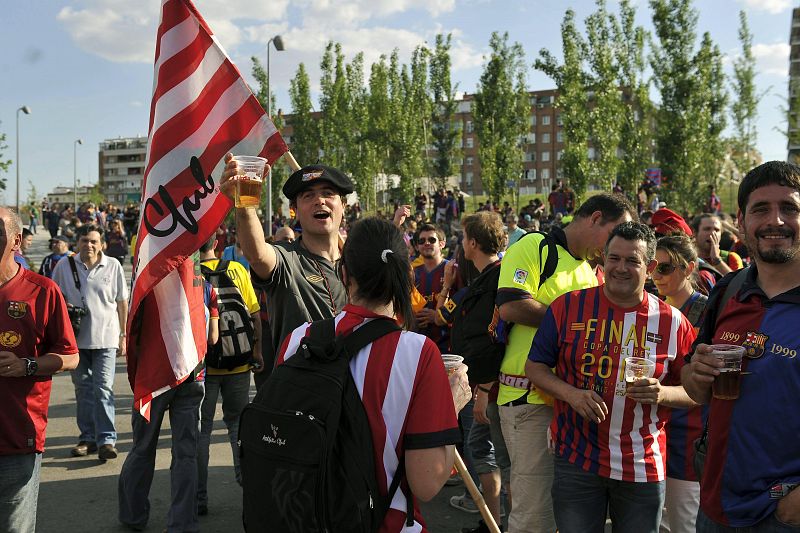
left=437, top=291, right=449, bottom=299
left=477, top=385, right=492, bottom=394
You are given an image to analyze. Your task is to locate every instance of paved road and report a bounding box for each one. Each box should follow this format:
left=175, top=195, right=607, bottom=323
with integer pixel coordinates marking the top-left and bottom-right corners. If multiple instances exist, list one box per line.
left=25, top=229, right=486, bottom=533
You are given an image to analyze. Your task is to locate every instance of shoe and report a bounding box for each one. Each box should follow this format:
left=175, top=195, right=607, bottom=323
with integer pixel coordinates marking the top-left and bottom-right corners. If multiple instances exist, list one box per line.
left=98, top=444, right=118, bottom=461
left=445, top=472, right=462, bottom=486
left=449, top=493, right=480, bottom=514
left=462, top=520, right=491, bottom=533
left=70, top=441, right=98, bottom=457
left=198, top=504, right=208, bottom=516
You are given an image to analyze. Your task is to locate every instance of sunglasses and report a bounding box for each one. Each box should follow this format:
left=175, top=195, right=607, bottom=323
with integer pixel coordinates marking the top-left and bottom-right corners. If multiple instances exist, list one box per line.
left=417, top=237, right=438, bottom=245
left=654, top=263, right=682, bottom=275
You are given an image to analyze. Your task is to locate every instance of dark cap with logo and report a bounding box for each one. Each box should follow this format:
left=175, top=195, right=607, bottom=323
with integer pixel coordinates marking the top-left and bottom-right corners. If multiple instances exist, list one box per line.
left=49, top=235, right=70, bottom=244
left=282, top=165, right=355, bottom=201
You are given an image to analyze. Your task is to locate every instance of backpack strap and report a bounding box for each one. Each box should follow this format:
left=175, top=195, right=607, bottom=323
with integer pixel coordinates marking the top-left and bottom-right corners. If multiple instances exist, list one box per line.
left=339, top=318, right=401, bottom=359
left=535, top=231, right=559, bottom=289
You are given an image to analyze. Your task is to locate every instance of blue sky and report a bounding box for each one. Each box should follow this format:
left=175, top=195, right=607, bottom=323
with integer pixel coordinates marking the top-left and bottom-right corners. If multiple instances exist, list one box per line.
left=0, top=0, right=794, bottom=203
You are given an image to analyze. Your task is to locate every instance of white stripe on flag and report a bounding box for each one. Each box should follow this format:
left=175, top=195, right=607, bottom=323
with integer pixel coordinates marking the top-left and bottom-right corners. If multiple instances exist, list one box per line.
left=151, top=15, right=200, bottom=95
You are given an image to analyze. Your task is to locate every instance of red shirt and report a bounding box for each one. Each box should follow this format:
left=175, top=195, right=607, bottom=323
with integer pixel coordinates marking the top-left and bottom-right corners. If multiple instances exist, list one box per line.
left=0, top=268, right=78, bottom=454
left=278, top=305, right=461, bottom=532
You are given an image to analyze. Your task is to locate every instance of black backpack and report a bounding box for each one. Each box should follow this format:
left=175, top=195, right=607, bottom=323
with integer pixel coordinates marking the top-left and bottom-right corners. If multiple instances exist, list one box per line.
left=201, top=260, right=255, bottom=369
left=238, top=317, right=412, bottom=533
left=450, top=261, right=505, bottom=384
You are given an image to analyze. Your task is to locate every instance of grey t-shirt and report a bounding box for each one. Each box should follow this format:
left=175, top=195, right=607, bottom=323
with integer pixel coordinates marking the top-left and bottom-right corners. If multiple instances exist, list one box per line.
left=252, top=238, right=347, bottom=352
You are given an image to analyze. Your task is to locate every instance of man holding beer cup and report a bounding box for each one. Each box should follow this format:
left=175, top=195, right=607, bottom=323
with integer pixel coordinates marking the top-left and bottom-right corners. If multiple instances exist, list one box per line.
left=682, top=161, right=800, bottom=532
left=220, top=155, right=353, bottom=363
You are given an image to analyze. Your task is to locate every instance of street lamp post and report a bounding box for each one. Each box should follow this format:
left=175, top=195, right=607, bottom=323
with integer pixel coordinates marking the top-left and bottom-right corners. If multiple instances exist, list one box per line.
left=74, top=139, right=83, bottom=212
left=264, top=35, right=284, bottom=237
left=15, top=106, right=31, bottom=212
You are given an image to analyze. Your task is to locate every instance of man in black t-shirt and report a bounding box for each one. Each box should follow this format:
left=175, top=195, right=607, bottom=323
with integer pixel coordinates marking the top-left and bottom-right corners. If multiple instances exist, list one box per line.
left=220, top=157, right=353, bottom=377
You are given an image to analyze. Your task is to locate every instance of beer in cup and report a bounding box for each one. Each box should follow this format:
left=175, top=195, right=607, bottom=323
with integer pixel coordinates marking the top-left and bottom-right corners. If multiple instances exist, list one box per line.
left=624, top=356, right=656, bottom=384
left=441, top=354, right=464, bottom=376
left=710, top=344, right=745, bottom=400
left=232, top=155, right=268, bottom=208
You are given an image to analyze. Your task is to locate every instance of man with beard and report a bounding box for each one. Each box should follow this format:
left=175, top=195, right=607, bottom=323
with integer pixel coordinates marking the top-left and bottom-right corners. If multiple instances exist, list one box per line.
left=692, top=214, right=743, bottom=276
left=220, top=156, right=351, bottom=359
left=682, top=161, right=800, bottom=532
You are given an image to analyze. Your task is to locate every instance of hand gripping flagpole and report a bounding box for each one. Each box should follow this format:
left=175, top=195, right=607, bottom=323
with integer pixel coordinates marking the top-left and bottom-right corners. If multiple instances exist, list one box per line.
left=454, top=450, right=501, bottom=533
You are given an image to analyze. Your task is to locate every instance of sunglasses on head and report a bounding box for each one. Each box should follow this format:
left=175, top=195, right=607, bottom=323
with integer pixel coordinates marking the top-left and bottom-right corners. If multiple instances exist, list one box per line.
left=417, top=237, right=438, bottom=245
left=654, top=263, right=682, bottom=275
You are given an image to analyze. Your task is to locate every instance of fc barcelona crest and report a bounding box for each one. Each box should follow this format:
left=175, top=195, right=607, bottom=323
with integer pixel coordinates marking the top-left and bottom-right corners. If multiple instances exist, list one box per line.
left=7, top=301, right=28, bottom=319
left=742, top=331, right=768, bottom=359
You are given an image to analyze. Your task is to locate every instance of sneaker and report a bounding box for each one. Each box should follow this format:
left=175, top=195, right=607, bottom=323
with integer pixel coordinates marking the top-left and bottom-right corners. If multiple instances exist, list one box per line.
left=449, top=493, right=480, bottom=514
left=98, top=444, right=118, bottom=461
left=445, top=472, right=462, bottom=486
left=462, top=520, right=490, bottom=533
left=70, top=441, right=98, bottom=457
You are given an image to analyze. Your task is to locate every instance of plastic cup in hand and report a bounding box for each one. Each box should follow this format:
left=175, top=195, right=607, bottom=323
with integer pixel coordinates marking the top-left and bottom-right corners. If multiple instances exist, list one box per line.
left=624, top=357, right=656, bottom=384
left=232, top=155, right=267, bottom=208
left=441, top=354, right=464, bottom=376
left=710, top=344, right=745, bottom=400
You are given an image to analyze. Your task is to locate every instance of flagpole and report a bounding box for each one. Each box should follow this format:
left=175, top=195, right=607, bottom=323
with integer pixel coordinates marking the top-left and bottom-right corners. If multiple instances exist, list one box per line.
left=282, top=150, right=300, bottom=172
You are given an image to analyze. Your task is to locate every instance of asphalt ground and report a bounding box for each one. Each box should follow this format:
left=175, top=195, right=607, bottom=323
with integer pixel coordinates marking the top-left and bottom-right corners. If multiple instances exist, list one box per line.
left=25, top=228, right=489, bottom=533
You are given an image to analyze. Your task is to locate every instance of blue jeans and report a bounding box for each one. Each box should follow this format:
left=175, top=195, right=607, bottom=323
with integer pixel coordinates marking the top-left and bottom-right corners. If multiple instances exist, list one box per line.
left=0, top=453, right=42, bottom=533
left=71, top=348, right=117, bottom=445
left=697, top=508, right=800, bottom=532
left=197, top=371, right=251, bottom=506
left=459, top=399, right=479, bottom=492
left=552, top=455, right=665, bottom=533
left=118, top=379, right=204, bottom=533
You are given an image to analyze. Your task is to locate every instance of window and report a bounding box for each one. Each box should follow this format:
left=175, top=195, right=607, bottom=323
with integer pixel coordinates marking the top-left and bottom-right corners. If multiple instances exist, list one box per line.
left=542, top=115, right=551, bottom=126
left=588, top=147, right=596, bottom=160
left=529, top=151, right=537, bottom=162
left=466, top=137, right=474, bottom=148
left=557, top=150, right=563, bottom=161
left=542, top=168, right=550, bottom=180
left=557, top=131, right=564, bottom=143
left=528, top=168, right=537, bottom=181
left=541, top=151, right=550, bottom=162
left=529, top=133, right=536, bottom=144
left=556, top=114, right=563, bottom=126
left=466, top=121, right=474, bottom=133
left=542, top=133, right=551, bottom=144
left=530, top=115, right=537, bottom=126
left=466, top=172, right=474, bottom=185
left=466, top=156, right=474, bottom=167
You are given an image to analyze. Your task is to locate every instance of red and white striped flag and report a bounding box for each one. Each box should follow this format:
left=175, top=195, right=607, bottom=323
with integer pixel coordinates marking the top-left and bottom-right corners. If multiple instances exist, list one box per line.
left=126, top=0, right=288, bottom=420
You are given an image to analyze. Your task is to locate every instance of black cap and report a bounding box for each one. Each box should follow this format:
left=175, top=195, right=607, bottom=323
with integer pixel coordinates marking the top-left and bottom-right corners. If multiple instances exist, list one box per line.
left=50, top=235, right=70, bottom=243
left=282, top=165, right=354, bottom=201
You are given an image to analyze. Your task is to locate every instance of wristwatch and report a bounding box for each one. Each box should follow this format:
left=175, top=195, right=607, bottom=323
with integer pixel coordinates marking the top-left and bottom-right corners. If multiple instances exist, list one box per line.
left=23, top=358, right=38, bottom=377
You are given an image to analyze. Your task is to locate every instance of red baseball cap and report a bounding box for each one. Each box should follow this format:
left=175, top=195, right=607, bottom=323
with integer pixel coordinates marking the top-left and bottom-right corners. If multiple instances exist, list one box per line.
left=650, top=208, right=692, bottom=236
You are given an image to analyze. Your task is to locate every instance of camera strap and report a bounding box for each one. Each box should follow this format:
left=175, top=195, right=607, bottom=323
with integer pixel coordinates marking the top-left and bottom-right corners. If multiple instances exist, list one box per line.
left=68, top=256, right=87, bottom=308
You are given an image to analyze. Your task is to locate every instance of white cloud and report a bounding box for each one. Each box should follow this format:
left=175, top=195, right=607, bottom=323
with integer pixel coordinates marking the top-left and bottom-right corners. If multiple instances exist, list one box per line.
left=738, top=0, right=792, bottom=14
left=752, top=42, right=790, bottom=76
left=57, top=0, right=288, bottom=63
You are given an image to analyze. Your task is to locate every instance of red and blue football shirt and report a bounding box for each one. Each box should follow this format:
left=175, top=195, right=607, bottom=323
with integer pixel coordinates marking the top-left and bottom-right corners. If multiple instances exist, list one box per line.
left=530, top=286, right=695, bottom=482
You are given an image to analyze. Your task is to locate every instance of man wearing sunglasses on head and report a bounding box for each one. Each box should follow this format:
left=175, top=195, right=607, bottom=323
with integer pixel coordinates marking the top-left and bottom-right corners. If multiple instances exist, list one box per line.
left=682, top=161, right=800, bottom=532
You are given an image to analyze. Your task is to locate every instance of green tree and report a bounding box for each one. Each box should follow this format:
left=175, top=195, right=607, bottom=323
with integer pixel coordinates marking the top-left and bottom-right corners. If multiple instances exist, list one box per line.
left=319, top=42, right=352, bottom=171
left=367, top=55, right=392, bottom=208
left=288, top=63, right=319, bottom=167
left=429, top=34, right=461, bottom=191
left=784, top=79, right=800, bottom=164
left=614, top=0, right=653, bottom=198
left=585, top=0, right=624, bottom=191
left=473, top=32, right=529, bottom=203
left=536, top=10, right=591, bottom=199
left=650, top=0, right=726, bottom=212
left=396, top=47, right=431, bottom=201
left=730, top=10, right=760, bottom=177
left=0, top=124, right=11, bottom=191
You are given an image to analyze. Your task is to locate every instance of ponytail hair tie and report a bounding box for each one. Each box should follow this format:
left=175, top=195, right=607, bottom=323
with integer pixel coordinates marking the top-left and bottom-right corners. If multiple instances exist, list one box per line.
left=381, top=249, right=393, bottom=263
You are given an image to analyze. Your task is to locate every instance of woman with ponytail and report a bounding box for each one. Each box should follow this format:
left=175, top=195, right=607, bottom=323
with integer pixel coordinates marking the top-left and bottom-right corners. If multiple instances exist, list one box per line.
left=275, top=217, right=471, bottom=532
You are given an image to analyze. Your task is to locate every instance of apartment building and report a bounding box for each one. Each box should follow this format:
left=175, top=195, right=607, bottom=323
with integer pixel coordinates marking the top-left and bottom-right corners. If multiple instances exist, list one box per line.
left=99, top=136, right=147, bottom=205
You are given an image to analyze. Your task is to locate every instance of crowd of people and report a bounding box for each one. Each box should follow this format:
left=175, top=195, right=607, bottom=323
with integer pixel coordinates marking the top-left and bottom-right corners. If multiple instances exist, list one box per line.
left=1, top=158, right=799, bottom=533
